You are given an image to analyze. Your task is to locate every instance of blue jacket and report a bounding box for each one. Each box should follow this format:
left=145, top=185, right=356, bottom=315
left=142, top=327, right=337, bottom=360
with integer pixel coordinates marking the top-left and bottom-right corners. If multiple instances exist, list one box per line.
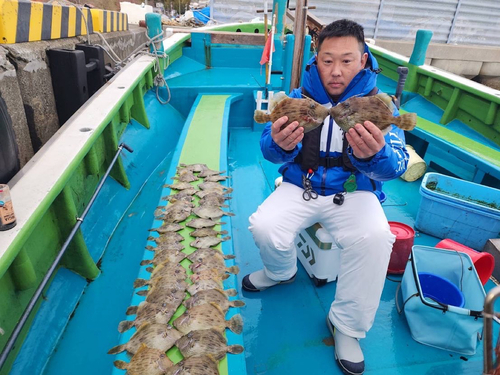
left=260, top=45, right=409, bottom=201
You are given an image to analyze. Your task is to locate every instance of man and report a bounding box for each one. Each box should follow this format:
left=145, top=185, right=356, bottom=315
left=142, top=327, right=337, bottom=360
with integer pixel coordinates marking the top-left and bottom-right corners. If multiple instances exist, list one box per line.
left=241, top=19, right=409, bottom=375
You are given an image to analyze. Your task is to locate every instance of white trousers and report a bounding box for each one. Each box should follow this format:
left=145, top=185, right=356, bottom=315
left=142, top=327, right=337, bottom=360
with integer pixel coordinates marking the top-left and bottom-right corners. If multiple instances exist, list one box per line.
left=249, top=182, right=395, bottom=338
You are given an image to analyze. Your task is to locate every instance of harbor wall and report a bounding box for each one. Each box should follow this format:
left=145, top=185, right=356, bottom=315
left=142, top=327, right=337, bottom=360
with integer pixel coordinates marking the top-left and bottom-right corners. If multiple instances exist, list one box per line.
left=0, top=26, right=148, bottom=170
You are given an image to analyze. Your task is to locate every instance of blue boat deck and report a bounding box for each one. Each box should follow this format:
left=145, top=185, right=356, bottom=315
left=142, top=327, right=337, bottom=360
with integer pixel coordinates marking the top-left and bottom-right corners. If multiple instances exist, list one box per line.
left=228, top=128, right=497, bottom=375
left=12, top=53, right=500, bottom=375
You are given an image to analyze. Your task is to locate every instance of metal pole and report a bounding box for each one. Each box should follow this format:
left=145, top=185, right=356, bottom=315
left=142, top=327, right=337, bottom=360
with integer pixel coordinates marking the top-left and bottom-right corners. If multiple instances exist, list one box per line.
left=0, top=143, right=133, bottom=371
left=483, top=285, right=500, bottom=374
left=373, top=0, right=385, bottom=40
left=447, top=0, right=462, bottom=44
left=289, top=0, right=307, bottom=91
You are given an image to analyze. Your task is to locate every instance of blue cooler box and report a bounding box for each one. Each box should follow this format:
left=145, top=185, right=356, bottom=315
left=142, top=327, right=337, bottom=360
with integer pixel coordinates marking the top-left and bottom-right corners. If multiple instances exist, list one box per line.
left=415, top=172, right=500, bottom=250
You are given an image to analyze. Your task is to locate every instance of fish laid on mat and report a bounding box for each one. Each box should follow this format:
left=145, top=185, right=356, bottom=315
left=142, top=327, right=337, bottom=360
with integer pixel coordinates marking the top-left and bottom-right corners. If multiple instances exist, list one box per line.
left=164, top=182, right=194, bottom=191
left=190, top=260, right=239, bottom=276
left=190, top=236, right=231, bottom=249
left=164, top=355, right=219, bottom=375
left=108, top=322, right=182, bottom=355
left=147, top=232, right=184, bottom=244
left=193, top=206, right=234, bottom=220
left=203, top=175, right=231, bottom=182
left=198, top=168, right=225, bottom=178
left=184, top=289, right=245, bottom=313
left=198, top=193, right=230, bottom=207
left=254, top=92, right=330, bottom=133
left=190, top=228, right=228, bottom=238
left=178, top=163, right=208, bottom=173
left=146, top=242, right=185, bottom=252
left=198, top=182, right=233, bottom=194
left=118, top=301, right=179, bottom=333
left=114, top=344, right=173, bottom=375
left=188, top=247, right=235, bottom=262
left=186, top=218, right=226, bottom=229
left=173, top=303, right=243, bottom=335
left=162, top=188, right=197, bottom=201
left=148, top=222, right=184, bottom=234
left=172, top=169, right=198, bottom=182
left=187, top=279, right=237, bottom=295
left=195, top=190, right=231, bottom=199
left=139, top=282, right=186, bottom=307
left=176, top=328, right=244, bottom=360
left=329, top=93, right=417, bottom=133
left=156, top=207, right=192, bottom=223
left=134, top=262, right=187, bottom=288
left=140, top=250, right=187, bottom=268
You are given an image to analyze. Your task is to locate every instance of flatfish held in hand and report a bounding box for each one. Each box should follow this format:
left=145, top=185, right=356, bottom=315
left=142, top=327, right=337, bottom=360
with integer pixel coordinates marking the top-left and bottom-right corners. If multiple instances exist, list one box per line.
left=114, top=344, right=173, bottom=375
left=254, top=92, right=330, bottom=133
left=329, top=93, right=417, bottom=133
left=164, top=355, right=219, bottom=375
left=184, top=289, right=245, bottom=313
left=108, top=322, right=182, bottom=355
left=176, top=328, right=244, bottom=360
left=118, top=301, right=178, bottom=333
left=173, top=302, right=243, bottom=335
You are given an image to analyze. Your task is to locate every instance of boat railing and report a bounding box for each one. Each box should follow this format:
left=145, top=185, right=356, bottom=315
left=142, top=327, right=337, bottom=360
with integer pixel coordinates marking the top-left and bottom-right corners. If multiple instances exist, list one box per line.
left=0, top=144, right=133, bottom=372
left=483, top=285, right=500, bottom=374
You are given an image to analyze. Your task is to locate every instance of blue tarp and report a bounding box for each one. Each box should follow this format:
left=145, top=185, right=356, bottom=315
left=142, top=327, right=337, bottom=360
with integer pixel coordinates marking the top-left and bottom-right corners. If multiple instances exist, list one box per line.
left=193, top=7, right=210, bottom=24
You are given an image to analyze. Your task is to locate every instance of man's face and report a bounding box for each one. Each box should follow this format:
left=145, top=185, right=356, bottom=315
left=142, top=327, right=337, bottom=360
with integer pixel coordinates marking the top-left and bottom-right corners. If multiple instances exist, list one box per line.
left=316, top=36, right=368, bottom=97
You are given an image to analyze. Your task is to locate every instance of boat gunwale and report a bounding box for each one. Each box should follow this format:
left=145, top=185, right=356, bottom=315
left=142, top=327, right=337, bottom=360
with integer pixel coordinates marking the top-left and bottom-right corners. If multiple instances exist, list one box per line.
left=0, top=54, right=156, bottom=279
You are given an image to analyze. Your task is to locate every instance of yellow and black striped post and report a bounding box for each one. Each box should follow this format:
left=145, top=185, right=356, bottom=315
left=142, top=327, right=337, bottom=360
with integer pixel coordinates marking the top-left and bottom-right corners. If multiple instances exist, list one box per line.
left=0, top=0, right=129, bottom=44
left=90, top=9, right=128, bottom=33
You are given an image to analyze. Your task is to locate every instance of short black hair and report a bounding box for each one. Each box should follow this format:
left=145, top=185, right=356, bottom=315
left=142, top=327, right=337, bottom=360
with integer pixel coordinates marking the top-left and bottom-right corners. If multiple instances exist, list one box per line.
left=318, top=19, right=365, bottom=53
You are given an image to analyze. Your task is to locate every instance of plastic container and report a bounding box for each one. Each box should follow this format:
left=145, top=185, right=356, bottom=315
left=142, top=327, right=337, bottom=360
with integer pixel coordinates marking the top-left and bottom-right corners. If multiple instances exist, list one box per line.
left=0, top=184, right=16, bottom=231
left=400, top=145, right=427, bottom=182
left=415, top=172, right=500, bottom=250
left=435, top=238, right=494, bottom=285
left=387, top=221, right=415, bottom=274
left=418, top=272, right=465, bottom=307
left=296, top=223, right=340, bottom=286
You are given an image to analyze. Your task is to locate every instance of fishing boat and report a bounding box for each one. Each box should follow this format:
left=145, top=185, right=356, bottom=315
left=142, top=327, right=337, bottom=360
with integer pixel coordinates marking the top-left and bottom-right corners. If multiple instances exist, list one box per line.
left=1, top=0, right=500, bottom=374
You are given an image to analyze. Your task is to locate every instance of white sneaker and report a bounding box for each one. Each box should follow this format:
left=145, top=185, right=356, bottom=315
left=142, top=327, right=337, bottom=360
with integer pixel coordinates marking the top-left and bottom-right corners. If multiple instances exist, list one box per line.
left=326, top=316, right=365, bottom=375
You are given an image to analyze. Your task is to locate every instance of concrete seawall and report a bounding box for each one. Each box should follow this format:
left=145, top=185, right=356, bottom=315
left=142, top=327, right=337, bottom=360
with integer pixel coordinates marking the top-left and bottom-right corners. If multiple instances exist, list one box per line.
left=0, top=26, right=148, bottom=169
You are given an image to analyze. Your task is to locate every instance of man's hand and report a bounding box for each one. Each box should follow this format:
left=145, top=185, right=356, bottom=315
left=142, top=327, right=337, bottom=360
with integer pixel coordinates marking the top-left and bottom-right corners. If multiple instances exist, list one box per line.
left=346, top=121, right=385, bottom=159
left=271, top=116, right=304, bottom=151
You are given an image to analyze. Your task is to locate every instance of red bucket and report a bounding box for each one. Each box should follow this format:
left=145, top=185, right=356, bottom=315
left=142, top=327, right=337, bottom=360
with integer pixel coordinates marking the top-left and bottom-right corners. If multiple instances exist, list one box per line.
left=387, top=221, right=415, bottom=274
left=436, top=238, right=494, bottom=285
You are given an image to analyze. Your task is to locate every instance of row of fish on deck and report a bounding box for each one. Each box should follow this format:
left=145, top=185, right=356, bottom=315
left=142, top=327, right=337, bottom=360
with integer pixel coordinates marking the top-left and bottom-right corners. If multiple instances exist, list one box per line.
left=109, top=163, right=244, bottom=375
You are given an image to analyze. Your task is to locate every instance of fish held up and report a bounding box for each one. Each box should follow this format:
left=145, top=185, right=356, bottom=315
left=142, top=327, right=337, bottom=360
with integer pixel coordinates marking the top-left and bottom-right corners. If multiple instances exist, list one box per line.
left=329, top=93, right=417, bottom=133
left=254, top=92, right=329, bottom=133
